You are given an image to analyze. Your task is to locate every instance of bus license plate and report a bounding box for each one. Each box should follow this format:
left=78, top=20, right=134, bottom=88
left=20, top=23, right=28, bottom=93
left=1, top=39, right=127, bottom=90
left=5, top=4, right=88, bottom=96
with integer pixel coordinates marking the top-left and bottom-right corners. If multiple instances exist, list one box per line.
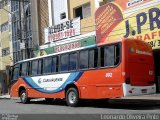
left=141, top=89, right=147, bottom=93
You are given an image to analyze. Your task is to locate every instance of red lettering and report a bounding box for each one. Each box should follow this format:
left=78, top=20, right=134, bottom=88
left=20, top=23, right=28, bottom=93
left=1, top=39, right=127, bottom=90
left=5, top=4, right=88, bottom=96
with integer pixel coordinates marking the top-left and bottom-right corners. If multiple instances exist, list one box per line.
left=151, top=32, right=157, bottom=39
left=136, top=35, right=142, bottom=40
left=72, top=29, right=75, bottom=36
left=71, top=43, right=75, bottom=49
left=64, top=45, right=67, bottom=51
left=68, top=44, right=71, bottom=50
left=55, top=46, right=59, bottom=53
left=66, top=44, right=68, bottom=50
left=48, top=36, right=51, bottom=41
left=144, top=34, right=151, bottom=41
left=158, top=31, right=160, bottom=37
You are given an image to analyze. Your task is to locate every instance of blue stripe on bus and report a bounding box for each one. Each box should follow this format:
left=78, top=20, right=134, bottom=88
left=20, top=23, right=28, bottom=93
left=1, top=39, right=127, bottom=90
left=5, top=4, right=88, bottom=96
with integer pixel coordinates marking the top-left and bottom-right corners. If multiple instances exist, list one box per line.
left=23, top=72, right=83, bottom=94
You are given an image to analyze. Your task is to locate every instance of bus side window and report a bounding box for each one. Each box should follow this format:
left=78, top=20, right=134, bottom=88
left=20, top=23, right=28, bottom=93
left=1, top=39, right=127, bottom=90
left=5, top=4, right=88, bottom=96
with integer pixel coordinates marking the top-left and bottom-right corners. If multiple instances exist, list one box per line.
left=60, top=54, right=69, bottom=72
left=52, top=56, right=59, bottom=73
left=31, top=60, right=38, bottom=76
left=100, top=47, right=104, bottom=67
left=79, top=50, right=88, bottom=69
left=12, top=64, right=20, bottom=81
left=38, top=59, right=43, bottom=75
left=43, top=57, right=52, bottom=74
left=69, top=52, right=77, bottom=71
left=104, top=45, right=115, bottom=67
left=89, top=49, right=98, bottom=68
left=27, top=62, right=31, bottom=76
left=21, top=62, right=28, bottom=76
left=56, top=56, right=59, bottom=72
left=115, top=44, right=120, bottom=65
left=52, top=57, right=56, bottom=73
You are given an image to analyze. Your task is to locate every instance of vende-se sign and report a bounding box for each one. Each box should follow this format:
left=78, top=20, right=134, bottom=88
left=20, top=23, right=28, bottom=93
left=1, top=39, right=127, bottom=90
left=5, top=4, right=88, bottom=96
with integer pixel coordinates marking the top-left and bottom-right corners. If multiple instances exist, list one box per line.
left=45, top=18, right=80, bottom=43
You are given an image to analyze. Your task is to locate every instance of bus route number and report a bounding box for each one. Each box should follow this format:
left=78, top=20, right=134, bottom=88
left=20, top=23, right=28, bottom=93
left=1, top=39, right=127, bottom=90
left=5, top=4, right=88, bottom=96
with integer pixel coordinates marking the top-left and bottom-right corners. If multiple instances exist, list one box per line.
left=106, top=73, right=112, bottom=78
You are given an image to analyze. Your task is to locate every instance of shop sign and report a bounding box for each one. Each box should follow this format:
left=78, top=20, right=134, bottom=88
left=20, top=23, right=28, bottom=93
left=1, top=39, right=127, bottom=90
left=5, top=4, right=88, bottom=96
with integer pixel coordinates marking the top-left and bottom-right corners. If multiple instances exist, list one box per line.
left=34, top=36, right=96, bottom=57
left=55, top=42, right=81, bottom=53
left=95, top=0, right=160, bottom=49
left=45, top=18, right=80, bottom=43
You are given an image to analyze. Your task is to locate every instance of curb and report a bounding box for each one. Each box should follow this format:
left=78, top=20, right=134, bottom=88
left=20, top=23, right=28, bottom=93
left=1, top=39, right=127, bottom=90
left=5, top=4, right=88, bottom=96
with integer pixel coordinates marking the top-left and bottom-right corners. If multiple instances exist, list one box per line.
left=0, top=95, right=11, bottom=99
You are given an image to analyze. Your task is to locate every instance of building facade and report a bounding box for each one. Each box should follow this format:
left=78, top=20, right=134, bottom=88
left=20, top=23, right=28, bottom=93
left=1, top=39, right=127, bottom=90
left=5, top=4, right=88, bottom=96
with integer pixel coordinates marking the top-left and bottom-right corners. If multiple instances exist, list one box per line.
left=48, top=0, right=102, bottom=35
left=0, top=0, right=12, bottom=94
left=35, top=0, right=103, bottom=55
left=11, top=0, right=49, bottom=63
left=11, top=0, right=33, bottom=63
left=0, top=0, right=12, bottom=70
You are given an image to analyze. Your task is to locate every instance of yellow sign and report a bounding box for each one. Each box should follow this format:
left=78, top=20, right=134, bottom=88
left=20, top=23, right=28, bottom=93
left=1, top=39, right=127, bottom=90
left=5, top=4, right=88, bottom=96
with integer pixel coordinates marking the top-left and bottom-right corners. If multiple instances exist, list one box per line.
left=96, top=0, right=160, bottom=49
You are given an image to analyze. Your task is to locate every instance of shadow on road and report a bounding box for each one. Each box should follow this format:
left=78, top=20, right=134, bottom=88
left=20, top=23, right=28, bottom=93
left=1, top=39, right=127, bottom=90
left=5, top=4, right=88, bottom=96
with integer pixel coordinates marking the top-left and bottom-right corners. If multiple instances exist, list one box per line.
left=16, top=99, right=160, bottom=110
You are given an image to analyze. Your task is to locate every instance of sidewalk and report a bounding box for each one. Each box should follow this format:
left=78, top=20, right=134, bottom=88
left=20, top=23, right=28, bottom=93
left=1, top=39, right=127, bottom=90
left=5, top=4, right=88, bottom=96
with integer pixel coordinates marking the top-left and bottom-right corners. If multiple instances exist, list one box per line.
left=0, top=94, right=10, bottom=99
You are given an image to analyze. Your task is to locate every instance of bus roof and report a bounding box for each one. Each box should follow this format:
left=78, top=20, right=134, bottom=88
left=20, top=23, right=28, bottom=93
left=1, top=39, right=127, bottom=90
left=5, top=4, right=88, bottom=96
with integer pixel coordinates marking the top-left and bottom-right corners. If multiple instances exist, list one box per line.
left=14, top=38, right=149, bottom=65
left=14, top=44, right=96, bottom=64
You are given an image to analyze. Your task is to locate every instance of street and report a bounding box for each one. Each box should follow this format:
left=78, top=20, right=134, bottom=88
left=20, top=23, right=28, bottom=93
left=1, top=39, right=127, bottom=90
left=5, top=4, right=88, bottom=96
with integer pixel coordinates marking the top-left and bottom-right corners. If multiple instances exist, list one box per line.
left=0, top=98, right=160, bottom=114
left=0, top=98, right=160, bottom=120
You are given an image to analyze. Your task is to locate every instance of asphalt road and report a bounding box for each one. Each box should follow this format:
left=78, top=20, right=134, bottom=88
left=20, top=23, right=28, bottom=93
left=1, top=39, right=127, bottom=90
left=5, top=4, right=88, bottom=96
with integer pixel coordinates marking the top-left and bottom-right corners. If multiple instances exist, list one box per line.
left=0, top=99, right=160, bottom=120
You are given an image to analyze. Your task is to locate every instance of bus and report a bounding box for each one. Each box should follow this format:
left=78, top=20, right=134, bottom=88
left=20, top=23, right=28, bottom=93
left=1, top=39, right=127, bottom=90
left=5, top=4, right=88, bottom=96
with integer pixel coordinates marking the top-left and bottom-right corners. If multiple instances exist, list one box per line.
left=10, top=38, right=156, bottom=107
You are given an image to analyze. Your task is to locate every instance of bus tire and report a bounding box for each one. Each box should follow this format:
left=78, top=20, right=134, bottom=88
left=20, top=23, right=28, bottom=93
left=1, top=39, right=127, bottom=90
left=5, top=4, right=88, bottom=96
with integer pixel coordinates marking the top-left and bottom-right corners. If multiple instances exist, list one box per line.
left=20, top=90, right=30, bottom=104
left=66, top=88, right=79, bottom=107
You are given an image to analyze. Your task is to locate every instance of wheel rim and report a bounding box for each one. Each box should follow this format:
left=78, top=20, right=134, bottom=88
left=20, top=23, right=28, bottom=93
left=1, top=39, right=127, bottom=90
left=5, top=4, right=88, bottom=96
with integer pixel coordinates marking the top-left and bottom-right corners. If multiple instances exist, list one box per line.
left=68, top=91, right=77, bottom=104
left=21, top=92, right=26, bottom=102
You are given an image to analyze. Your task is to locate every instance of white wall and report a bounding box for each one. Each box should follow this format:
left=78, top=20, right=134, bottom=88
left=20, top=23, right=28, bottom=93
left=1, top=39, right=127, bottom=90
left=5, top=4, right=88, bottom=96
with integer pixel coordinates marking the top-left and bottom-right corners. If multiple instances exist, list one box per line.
left=95, top=0, right=103, bottom=9
left=48, top=0, right=53, bottom=26
left=48, top=0, right=68, bottom=26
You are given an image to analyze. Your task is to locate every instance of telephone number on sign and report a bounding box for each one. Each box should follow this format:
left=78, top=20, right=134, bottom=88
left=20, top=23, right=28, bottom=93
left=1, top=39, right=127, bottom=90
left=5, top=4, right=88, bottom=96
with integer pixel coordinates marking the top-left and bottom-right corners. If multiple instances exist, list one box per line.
left=148, top=40, right=160, bottom=48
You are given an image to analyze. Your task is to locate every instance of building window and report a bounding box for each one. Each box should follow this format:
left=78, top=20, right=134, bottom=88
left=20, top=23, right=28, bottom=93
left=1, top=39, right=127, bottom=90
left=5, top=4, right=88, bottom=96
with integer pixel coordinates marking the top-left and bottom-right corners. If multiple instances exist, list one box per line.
left=2, top=47, right=10, bottom=57
left=0, top=0, right=8, bottom=9
left=11, top=1, right=19, bottom=12
left=0, top=2, right=2, bottom=9
left=60, top=12, right=66, bottom=20
left=1, top=22, right=8, bottom=32
left=74, top=3, right=91, bottom=19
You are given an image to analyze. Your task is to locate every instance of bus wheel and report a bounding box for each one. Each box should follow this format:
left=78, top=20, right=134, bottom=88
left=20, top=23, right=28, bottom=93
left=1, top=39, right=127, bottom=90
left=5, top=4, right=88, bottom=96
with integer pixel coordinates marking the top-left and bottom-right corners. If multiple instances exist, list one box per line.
left=20, top=90, right=30, bottom=104
left=66, top=88, right=79, bottom=107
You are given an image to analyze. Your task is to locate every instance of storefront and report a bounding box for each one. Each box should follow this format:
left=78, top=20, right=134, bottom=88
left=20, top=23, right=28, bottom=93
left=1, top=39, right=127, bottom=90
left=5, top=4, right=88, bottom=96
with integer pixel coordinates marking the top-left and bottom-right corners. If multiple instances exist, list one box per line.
left=34, top=33, right=96, bottom=56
